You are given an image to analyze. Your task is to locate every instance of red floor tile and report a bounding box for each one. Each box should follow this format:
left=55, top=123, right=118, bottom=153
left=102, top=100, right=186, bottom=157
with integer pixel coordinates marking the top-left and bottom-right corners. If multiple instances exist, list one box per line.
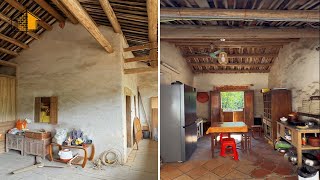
left=251, top=168, right=272, bottom=178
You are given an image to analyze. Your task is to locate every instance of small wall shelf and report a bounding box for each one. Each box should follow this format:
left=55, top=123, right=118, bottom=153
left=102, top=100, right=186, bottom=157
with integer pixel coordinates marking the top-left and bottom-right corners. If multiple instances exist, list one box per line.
left=297, top=112, right=320, bottom=119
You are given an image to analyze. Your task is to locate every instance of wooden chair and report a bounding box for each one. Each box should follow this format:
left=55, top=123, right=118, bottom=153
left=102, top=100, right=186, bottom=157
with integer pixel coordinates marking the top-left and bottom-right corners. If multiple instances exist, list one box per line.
left=251, top=125, right=263, bottom=139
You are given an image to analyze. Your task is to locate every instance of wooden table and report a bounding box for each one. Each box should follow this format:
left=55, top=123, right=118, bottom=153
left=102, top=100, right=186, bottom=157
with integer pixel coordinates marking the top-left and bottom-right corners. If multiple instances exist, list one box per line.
left=49, top=143, right=95, bottom=168
left=206, top=122, right=249, bottom=158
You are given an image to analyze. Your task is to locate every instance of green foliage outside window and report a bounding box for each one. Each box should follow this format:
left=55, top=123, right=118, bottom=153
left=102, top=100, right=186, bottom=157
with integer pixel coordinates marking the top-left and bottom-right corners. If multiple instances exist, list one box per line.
left=221, top=91, right=244, bottom=111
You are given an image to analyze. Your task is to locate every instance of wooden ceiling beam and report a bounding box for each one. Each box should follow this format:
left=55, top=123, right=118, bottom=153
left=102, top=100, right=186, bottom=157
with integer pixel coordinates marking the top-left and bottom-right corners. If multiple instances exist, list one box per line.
left=164, top=38, right=300, bottom=43
left=174, top=42, right=289, bottom=46
left=185, top=53, right=278, bottom=59
left=4, top=0, right=53, bottom=31
left=195, top=69, right=270, bottom=73
left=0, top=33, right=29, bottom=49
left=190, top=63, right=272, bottom=67
left=124, top=42, right=157, bottom=52
left=161, top=25, right=320, bottom=39
left=125, top=55, right=157, bottom=63
left=0, top=59, right=17, bottom=68
left=0, top=12, right=40, bottom=40
left=61, top=0, right=113, bottom=53
left=51, top=0, right=79, bottom=24
left=99, top=0, right=121, bottom=33
left=177, top=45, right=283, bottom=48
left=124, top=67, right=158, bottom=74
left=147, top=0, right=158, bottom=68
left=33, top=0, right=65, bottom=23
left=0, top=47, right=18, bottom=56
left=161, top=8, right=320, bottom=22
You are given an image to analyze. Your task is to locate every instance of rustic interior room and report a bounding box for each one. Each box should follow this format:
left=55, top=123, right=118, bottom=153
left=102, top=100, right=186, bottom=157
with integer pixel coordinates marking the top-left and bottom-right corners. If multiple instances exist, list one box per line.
left=0, top=0, right=158, bottom=179
left=160, top=0, right=320, bottom=179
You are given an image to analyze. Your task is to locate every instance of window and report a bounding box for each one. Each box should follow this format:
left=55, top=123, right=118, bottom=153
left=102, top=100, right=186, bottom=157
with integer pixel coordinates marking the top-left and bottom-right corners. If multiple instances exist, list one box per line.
left=221, top=91, right=244, bottom=111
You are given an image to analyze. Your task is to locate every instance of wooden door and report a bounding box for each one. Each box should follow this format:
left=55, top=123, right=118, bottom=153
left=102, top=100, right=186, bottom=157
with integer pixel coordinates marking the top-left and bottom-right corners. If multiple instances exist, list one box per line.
left=150, top=97, right=158, bottom=139
left=244, top=90, right=254, bottom=127
left=50, top=97, right=58, bottom=124
left=210, top=91, right=221, bottom=123
left=126, top=96, right=132, bottom=148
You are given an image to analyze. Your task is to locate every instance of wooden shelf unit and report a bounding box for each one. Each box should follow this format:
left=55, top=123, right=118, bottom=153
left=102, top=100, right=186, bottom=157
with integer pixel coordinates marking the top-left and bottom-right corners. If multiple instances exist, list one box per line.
left=276, top=121, right=320, bottom=167
left=263, top=90, right=292, bottom=143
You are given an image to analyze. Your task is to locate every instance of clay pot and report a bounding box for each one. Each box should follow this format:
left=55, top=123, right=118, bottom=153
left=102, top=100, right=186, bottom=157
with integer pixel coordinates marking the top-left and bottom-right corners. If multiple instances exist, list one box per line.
left=308, top=137, right=320, bottom=147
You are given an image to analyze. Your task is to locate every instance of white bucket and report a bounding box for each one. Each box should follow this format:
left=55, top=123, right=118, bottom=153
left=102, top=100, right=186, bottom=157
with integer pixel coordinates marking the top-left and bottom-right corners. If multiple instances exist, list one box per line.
left=298, top=171, right=319, bottom=180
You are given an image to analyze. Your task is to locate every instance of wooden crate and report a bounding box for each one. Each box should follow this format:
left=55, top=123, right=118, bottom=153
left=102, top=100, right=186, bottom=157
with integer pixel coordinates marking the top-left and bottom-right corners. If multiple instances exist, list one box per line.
left=25, top=131, right=51, bottom=140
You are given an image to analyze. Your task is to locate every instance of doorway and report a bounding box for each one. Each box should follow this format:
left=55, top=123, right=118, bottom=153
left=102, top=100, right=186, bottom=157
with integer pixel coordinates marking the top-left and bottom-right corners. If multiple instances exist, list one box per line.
left=220, top=91, right=244, bottom=122
left=126, top=95, right=132, bottom=148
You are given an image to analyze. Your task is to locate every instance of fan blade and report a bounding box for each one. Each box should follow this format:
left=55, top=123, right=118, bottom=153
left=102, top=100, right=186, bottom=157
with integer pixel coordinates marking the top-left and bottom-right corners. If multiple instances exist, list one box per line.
left=209, top=53, right=217, bottom=58
left=213, top=50, right=222, bottom=55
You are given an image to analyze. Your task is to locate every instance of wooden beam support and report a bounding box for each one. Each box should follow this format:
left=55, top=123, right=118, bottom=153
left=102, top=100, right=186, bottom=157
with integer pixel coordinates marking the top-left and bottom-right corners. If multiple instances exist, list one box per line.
left=174, top=42, right=289, bottom=47
left=61, top=0, right=113, bottom=53
left=0, top=34, right=29, bottom=49
left=124, top=67, right=158, bottom=74
left=185, top=53, right=278, bottom=59
left=195, top=69, right=269, bottom=73
left=0, top=12, right=40, bottom=40
left=99, top=0, right=121, bottom=33
left=51, top=0, right=79, bottom=24
left=0, top=59, right=17, bottom=68
left=0, top=47, right=18, bottom=56
left=161, top=8, right=320, bottom=22
left=4, top=0, right=53, bottom=31
left=147, top=0, right=158, bottom=42
left=149, top=49, right=158, bottom=67
left=161, top=25, right=320, bottom=39
left=190, top=62, right=272, bottom=67
left=165, top=38, right=300, bottom=43
left=124, top=42, right=157, bottom=52
left=33, top=0, right=65, bottom=23
left=177, top=45, right=283, bottom=49
left=125, top=55, right=157, bottom=63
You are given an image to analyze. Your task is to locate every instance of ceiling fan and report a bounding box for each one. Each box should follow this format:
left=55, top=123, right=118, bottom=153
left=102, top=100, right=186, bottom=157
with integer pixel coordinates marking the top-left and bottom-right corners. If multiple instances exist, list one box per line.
left=205, top=44, right=228, bottom=65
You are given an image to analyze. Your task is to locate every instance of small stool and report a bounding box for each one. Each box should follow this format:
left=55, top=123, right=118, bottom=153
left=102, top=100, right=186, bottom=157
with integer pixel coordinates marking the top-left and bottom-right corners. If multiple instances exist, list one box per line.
left=251, top=125, right=263, bottom=139
left=220, top=138, right=239, bottom=160
left=219, top=133, right=231, bottom=144
left=241, top=134, right=251, bottom=150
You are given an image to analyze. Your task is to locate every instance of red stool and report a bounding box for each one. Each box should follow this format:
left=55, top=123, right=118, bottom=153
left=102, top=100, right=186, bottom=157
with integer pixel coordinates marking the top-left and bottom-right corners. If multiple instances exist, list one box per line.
left=219, top=133, right=230, bottom=144
left=220, top=138, right=239, bottom=160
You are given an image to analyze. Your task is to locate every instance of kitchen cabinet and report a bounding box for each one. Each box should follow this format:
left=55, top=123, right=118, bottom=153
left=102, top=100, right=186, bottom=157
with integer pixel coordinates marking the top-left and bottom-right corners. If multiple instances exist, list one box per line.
left=263, top=89, right=292, bottom=143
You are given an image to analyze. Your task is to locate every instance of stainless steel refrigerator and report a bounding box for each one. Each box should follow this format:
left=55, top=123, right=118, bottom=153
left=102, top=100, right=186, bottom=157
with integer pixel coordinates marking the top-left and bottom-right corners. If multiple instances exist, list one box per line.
left=160, top=83, right=197, bottom=162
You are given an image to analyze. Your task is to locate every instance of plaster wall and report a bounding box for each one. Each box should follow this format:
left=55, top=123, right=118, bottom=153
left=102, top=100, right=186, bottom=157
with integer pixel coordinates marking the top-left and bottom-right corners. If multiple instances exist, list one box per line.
left=194, top=73, right=269, bottom=119
left=12, top=23, right=128, bottom=162
left=269, top=38, right=320, bottom=112
left=160, top=42, right=193, bottom=86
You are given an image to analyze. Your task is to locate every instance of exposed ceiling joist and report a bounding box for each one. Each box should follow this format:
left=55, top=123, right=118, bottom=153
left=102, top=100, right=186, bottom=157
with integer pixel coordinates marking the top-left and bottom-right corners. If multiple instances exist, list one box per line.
left=0, top=47, right=18, bottom=56
left=4, top=0, right=53, bottom=31
left=124, top=42, right=157, bottom=52
left=160, top=8, right=320, bottom=22
left=124, top=67, right=158, bottom=74
left=99, top=0, right=121, bottom=33
left=174, top=42, right=289, bottom=46
left=190, top=63, right=272, bottom=67
left=147, top=0, right=158, bottom=68
left=33, top=0, right=65, bottom=23
left=185, top=53, right=278, bottom=59
left=125, top=55, right=157, bottom=63
left=61, top=0, right=113, bottom=53
left=161, top=25, right=320, bottom=39
left=0, top=34, right=29, bottom=49
left=0, top=59, right=17, bottom=68
left=177, top=45, right=283, bottom=48
left=195, top=69, right=269, bottom=73
left=51, top=0, right=79, bottom=24
left=165, top=38, right=300, bottom=43
left=0, top=12, right=40, bottom=40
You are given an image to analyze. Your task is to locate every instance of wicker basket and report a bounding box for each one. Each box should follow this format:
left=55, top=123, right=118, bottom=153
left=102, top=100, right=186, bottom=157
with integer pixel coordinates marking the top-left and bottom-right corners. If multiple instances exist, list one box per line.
left=25, top=131, right=51, bottom=139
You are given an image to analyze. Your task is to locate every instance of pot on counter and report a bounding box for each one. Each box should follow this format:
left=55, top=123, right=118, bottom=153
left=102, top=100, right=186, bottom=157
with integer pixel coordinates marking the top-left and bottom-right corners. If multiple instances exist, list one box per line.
left=308, top=137, right=320, bottom=147
left=303, top=153, right=320, bottom=167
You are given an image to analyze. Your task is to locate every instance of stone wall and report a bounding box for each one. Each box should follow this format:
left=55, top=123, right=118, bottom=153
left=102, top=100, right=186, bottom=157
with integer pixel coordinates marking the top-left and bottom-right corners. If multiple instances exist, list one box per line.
left=194, top=73, right=269, bottom=119
left=12, top=23, right=128, bottom=162
left=269, top=38, right=320, bottom=111
left=160, top=42, right=193, bottom=86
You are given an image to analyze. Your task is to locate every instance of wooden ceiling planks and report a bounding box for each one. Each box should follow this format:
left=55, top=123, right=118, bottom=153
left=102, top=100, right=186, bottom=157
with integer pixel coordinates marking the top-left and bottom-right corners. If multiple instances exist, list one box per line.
left=160, top=0, right=320, bottom=73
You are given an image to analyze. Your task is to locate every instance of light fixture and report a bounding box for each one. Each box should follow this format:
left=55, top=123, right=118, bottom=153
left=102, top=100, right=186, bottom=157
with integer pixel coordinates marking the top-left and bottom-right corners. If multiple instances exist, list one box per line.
left=160, top=61, right=180, bottom=74
left=220, top=38, right=226, bottom=42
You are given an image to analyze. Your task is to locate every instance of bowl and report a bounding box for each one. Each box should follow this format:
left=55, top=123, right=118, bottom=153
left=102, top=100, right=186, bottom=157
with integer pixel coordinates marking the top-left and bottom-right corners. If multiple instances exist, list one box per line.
left=280, top=117, right=288, bottom=122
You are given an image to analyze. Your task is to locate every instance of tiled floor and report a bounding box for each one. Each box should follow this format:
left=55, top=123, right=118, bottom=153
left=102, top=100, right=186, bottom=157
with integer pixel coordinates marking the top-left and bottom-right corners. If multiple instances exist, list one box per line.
left=161, top=134, right=298, bottom=180
left=0, top=139, right=158, bottom=180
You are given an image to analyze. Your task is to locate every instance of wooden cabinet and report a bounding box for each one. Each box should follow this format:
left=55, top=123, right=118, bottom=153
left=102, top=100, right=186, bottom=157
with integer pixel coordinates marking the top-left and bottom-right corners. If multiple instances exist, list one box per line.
left=6, top=134, right=24, bottom=155
left=263, top=90, right=292, bottom=143
left=24, top=137, right=51, bottom=159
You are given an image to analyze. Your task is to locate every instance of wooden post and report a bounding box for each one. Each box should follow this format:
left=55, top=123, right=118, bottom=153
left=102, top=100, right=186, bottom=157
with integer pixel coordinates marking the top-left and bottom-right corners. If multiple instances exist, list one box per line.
left=99, top=0, right=121, bottom=33
left=147, top=0, right=158, bottom=67
left=61, top=0, right=114, bottom=53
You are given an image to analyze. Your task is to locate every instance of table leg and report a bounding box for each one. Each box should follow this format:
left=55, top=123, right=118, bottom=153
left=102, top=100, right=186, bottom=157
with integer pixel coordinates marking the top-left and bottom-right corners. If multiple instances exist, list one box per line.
left=211, top=133, right=215, bottom=158
left=82, top=149, right=88, bottom=168
left=48, top=144, right=53, bottom=161
left=297, top=132, right=302, bottom=167
left=89, top=144, right=95, bottom=161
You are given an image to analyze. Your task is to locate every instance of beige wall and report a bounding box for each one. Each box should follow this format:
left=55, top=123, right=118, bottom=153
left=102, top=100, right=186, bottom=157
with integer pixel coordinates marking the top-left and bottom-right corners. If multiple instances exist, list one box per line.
left=269, top=38, right=320, bottom=111
left=160, top=42, right=193, bottom=86
left=194, top=73, right=269, bottom=119
left=12, top=22, right=132, bottom=163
